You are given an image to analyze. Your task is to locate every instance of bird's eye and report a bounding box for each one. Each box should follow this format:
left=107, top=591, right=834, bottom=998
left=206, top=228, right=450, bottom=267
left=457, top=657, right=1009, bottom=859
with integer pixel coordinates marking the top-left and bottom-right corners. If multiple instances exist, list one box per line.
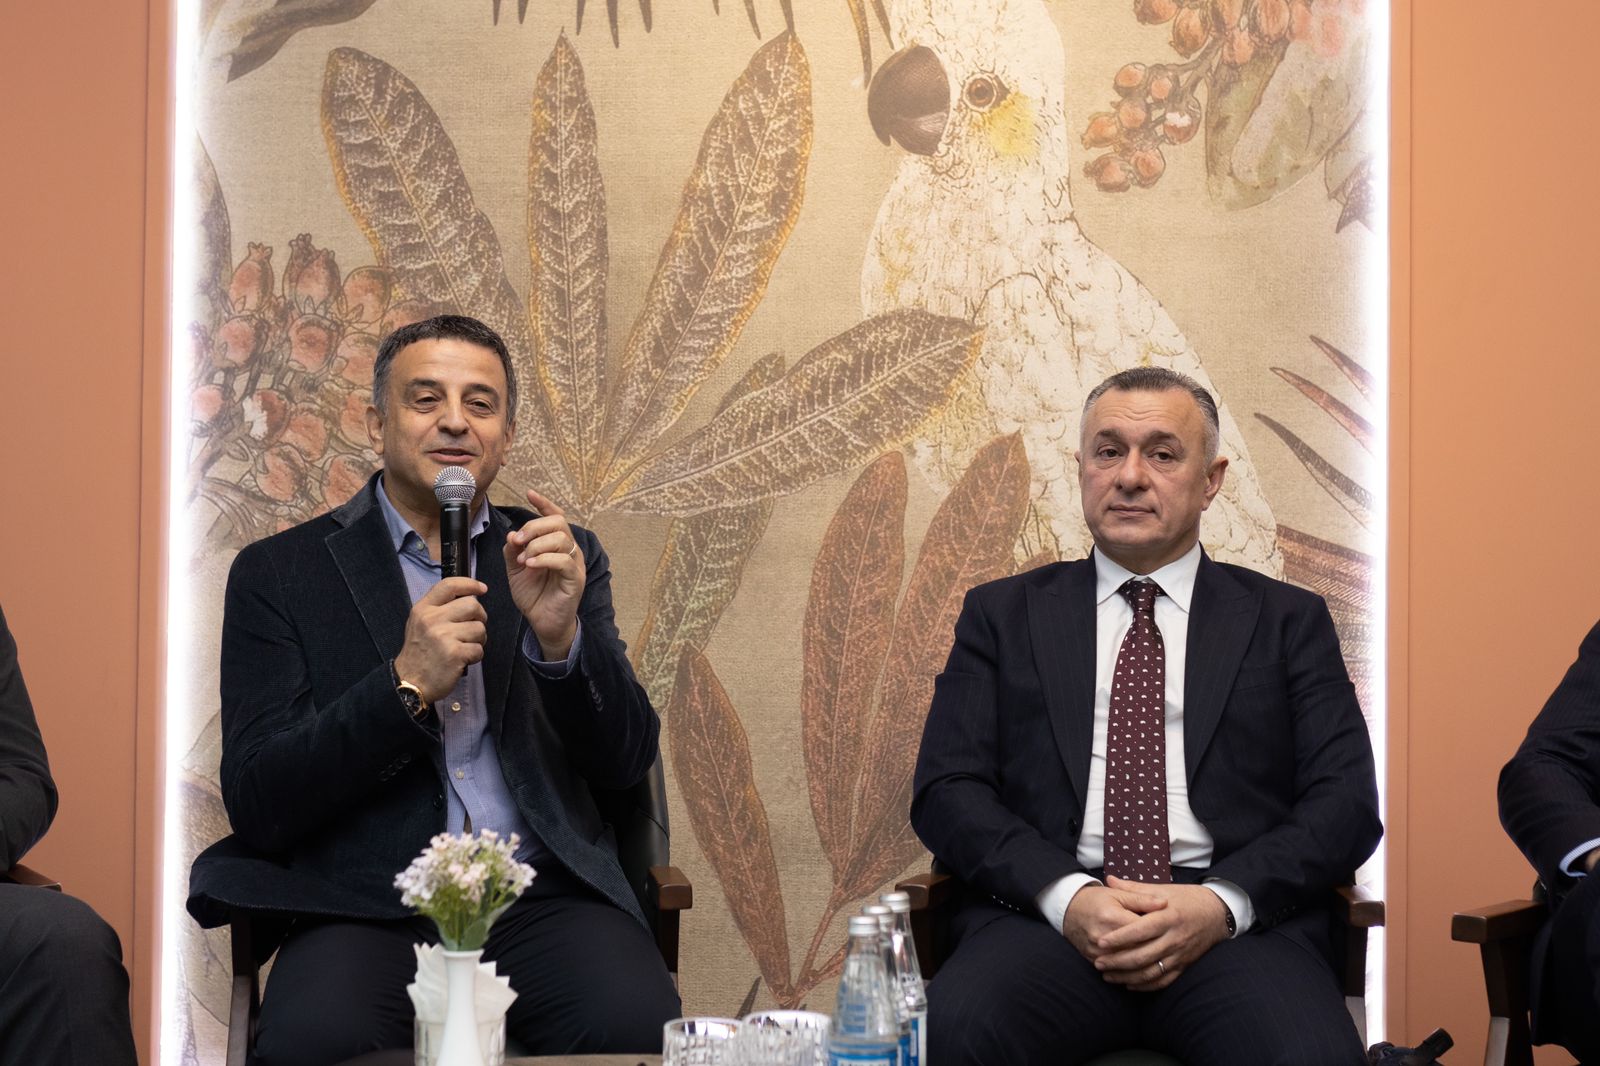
left=964, top=75, right=1006, bottom=111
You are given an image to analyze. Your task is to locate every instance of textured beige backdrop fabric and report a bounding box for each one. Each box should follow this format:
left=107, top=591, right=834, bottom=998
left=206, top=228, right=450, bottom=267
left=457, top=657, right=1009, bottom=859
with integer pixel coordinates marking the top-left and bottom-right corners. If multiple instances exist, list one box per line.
left=177, top=0, right=1380, bottom=1059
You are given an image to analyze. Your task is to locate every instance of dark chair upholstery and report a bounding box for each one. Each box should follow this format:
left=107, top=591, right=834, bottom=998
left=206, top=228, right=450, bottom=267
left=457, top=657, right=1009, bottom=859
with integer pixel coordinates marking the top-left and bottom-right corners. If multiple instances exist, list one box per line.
left=1450, top=885, right=1546, bottom=1066
left=1, top=862, right=63, bottom=890
left=222, top=755, right=691, bottom=1066
left=896, top=871, right=1385, bottom=1066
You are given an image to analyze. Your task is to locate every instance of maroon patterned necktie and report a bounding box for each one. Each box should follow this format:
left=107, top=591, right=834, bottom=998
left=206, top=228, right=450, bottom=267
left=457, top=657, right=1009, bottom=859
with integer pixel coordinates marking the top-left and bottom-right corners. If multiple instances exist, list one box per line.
left=1102, top=579, right=1172, bottom=883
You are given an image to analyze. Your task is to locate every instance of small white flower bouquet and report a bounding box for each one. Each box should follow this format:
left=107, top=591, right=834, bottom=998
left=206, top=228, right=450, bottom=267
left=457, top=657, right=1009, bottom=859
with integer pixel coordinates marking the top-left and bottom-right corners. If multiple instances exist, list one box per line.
left=395, top=830, right=538, bottom=950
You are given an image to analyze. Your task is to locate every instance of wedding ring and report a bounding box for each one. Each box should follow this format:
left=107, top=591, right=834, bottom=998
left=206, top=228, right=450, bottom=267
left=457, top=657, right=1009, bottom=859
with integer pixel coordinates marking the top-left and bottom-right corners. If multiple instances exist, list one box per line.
left=567, top=543, right=578, bottom=558
left=1156, top=960, right=1166, bottom=976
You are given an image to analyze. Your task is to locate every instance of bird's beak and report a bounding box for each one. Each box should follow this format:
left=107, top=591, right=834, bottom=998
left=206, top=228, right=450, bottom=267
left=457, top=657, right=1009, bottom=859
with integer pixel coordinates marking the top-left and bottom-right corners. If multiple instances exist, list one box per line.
left=867, top=45, right=950, bottom=156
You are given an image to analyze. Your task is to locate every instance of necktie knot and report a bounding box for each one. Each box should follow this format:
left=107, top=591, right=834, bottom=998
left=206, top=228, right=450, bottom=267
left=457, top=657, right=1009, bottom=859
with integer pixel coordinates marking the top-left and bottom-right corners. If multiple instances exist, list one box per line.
left=1119, top=579, right=1163, bottom=617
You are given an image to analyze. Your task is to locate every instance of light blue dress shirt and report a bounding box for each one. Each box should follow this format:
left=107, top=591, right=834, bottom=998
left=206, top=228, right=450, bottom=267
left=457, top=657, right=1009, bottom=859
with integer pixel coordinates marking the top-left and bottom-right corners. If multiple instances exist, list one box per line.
left=376, top=478, right=582, bottom=865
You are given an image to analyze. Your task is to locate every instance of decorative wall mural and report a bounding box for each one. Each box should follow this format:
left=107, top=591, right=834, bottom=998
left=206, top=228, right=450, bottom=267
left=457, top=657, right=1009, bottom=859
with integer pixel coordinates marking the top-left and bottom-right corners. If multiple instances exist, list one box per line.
left=175, top=0, right=1383, bottom=1057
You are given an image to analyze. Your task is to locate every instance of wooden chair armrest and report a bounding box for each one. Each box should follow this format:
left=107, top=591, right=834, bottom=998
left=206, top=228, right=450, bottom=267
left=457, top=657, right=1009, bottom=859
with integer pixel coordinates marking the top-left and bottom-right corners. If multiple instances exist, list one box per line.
left=1333, top=883, right=1385, bottom=928
left=2, top=863, right=62, bottom=890
left=1451, top=899, right=1545, bottom=944
left=648, top=866, right=693, bottom=911
left=895, top=870, right=955, bottom=912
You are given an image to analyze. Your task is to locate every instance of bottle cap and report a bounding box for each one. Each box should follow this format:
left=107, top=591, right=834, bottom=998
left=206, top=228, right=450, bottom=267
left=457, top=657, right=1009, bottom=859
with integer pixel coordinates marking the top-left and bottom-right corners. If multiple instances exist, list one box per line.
left=880, top=891, right=911, bottom=913
left=861, top=904, right=892, bottom=917
left=848, top=915, right=882, bottom=937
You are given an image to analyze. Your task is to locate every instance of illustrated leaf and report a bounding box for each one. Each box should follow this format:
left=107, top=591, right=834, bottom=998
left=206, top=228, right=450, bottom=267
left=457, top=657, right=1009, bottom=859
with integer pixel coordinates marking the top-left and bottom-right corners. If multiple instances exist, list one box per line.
left=670, top=648, right=793, bottom=1000
left=1255, top=414, right=1374, bottom=529
left=840, top=433, right=1031, bottom=898
left=1279, top=524, right=1375, bottom=712
left=193, top=138, right=233, bottom=325
left=633, top=354, right=787, bottom=709
left=1269, top=367, right=1373, bottom=452
left=322, top=47, right=571, bottom=500
left=528, top=34, right=609, bottom=499
left=1311, top=335, right=1374, bottom=401
left=604, top=310, right=982, bottom=516
left=228, top=0, right=381, bottom=82
left=802, top=452, right=907, bottom=878
left=600, top=32, right=812, bottom=483
left=1205, top=6, right=1371, bottom=209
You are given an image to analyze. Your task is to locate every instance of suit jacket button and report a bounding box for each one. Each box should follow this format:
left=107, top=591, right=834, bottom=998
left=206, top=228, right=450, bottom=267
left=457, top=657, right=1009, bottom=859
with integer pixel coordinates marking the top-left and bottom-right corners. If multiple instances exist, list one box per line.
left=433, top=792, right=444, bottom=809
left=1068, top=818, right=1080, bottom=834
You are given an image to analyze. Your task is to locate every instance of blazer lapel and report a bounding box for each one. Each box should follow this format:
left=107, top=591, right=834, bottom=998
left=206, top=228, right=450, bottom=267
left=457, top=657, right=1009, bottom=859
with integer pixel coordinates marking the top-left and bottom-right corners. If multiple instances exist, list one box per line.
left=1183, top=553, right=1260, bottom=781
left=325, top=479, right=412, bottom=663
left=478, top=508, right=522, bottom=742
left=1029, top=560, right=1098, bottom=807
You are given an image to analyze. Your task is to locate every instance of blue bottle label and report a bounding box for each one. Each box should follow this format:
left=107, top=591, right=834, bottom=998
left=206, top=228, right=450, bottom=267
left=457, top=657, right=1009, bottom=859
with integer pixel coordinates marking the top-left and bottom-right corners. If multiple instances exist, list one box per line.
left=829, top=1051, right=897, bottom=1066
left=910, top=1012, right=927, bottom=1066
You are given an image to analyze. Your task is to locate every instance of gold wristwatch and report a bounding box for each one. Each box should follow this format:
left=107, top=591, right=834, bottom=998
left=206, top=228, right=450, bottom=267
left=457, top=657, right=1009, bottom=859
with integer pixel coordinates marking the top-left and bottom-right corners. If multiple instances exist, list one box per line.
left=391, top=661, right=432, bottom=723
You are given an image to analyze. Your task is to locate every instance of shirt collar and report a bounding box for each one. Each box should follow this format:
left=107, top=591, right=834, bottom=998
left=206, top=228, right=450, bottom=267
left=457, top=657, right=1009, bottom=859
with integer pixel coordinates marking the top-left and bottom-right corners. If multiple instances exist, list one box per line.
left=1092, top=540, right=1202, bottom=614
left=375, top=475, right=491, bottom=557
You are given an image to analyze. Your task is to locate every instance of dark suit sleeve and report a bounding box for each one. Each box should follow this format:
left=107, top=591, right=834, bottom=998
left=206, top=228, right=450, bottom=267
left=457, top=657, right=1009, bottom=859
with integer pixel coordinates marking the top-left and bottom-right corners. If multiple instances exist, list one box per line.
left=1204, top=595, right=1382, bottom=924
left=1499, top=619, right=1600, bottom=889
left=530, top=527, right=659, bottom=791
left=0, top=603, right=58, bottom=870
left=219, top=543, right=437, bottom=855
left=911, top=589, right=1083, bottom=909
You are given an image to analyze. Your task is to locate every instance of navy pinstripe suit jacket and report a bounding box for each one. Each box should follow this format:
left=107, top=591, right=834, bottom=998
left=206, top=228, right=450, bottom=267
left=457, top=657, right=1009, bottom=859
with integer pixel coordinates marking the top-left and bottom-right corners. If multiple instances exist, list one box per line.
left=911, top=552, right=1381, bottom=935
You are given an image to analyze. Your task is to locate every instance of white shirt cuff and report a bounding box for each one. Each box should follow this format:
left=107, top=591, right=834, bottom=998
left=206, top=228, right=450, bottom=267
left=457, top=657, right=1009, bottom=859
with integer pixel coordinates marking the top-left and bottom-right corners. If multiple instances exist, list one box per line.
left=1036, top=873, right=1101, bottom=933
left=520, top=622, right=583, bottom=678
left=1559, top=837, right=1600, bottom=878
left=1202, top=878, right=1254, bottom=936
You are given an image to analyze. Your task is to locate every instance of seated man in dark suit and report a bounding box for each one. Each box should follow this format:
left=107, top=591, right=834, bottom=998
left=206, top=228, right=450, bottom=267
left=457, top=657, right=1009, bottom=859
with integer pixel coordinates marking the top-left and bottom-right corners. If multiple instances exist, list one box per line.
left=912, top=367, right=1383, bottom=1065
left=188, top=315, right=679, bottom=1066
left=0, top=601, right=138, bottom=1066
left=1499, top=620, right=1600, bottom=1062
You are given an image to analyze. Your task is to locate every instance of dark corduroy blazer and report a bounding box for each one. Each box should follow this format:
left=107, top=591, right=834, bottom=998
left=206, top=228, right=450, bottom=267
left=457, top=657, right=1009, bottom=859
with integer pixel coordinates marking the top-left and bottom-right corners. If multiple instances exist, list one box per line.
left=1499, top=618, right=1600, bottom=1041
left=911, top=552, right=1382, bottom=949
left=0, top=602, right=56, bottom=871
left=188, top=474, right=659, bottom=931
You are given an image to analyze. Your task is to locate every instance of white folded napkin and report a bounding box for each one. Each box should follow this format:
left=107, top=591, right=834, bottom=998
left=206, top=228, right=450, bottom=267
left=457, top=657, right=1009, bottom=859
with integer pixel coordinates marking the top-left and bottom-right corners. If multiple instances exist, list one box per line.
left=406, top=943, right=519, bottom=1024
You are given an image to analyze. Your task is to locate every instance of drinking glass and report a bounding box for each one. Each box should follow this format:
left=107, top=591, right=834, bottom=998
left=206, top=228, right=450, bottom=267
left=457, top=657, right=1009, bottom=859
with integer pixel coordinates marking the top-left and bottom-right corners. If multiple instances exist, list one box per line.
left=663, top=1016, right=743, bottom=1066
left=736, top=1010, right=830, bottom=1066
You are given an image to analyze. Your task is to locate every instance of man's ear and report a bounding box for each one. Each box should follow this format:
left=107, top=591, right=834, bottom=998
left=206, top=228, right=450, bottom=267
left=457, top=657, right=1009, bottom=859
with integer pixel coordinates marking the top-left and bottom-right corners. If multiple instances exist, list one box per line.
left=1200, top=455, right=1228, bottom=509
left=364, top=404, right=385, bottom=457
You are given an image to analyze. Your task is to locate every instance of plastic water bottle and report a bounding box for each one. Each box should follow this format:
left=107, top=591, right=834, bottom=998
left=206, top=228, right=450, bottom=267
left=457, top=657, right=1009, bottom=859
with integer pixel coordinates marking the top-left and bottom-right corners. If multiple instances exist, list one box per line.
left=862, top=905, right=910, bottom=1066
left=829, top=916, right=901, bottom=1066
left=880, top=891, right=928, bottom=1066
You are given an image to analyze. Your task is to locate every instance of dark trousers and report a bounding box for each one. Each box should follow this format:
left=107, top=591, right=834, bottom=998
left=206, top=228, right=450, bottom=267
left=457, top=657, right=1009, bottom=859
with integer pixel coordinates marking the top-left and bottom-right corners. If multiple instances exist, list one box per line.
left=252, top=878, right=681, bottom=1066
left=928, top=903, right=1365, bottom=1066
left=0, top=884, right=138, bottom=1066
left=1538, top=873, right=1600, bottom=1062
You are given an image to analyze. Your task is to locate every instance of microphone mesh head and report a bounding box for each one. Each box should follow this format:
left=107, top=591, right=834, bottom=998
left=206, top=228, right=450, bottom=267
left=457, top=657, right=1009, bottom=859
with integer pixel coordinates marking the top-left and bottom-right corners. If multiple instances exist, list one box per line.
left=433, top=467, right=477, bottom=505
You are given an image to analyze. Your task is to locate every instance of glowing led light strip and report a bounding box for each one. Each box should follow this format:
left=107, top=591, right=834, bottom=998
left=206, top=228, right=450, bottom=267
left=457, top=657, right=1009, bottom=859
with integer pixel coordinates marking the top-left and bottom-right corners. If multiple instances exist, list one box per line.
left=160, top=0, right=200, bottom=1061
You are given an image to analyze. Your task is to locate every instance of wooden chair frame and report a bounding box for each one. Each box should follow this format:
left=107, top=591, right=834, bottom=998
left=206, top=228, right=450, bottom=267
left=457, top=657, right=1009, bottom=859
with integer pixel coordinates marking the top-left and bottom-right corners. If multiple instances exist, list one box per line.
left=1451, top=895, right=1545, bottom=1066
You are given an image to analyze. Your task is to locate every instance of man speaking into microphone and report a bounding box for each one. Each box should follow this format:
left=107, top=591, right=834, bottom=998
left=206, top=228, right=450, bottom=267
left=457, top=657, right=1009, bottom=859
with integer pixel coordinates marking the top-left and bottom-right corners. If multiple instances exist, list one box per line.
left=189, top=315, right=679, bottom=1065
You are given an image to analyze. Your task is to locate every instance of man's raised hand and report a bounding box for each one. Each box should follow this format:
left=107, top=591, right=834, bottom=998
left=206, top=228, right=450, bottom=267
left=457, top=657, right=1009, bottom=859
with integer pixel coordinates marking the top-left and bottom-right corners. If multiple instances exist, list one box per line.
left=394, top=577, right=489, bottom=705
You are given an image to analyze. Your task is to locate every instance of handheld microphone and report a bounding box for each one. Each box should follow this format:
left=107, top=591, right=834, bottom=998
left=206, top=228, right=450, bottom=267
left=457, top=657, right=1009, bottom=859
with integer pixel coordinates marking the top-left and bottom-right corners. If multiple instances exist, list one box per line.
left=433, top=468, right=476, bottom=579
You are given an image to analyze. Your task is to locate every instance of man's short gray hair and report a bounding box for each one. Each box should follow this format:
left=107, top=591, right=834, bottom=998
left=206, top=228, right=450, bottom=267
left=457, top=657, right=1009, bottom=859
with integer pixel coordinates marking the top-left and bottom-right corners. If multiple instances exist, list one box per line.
left=1081, top=367, right=1221, bottom=462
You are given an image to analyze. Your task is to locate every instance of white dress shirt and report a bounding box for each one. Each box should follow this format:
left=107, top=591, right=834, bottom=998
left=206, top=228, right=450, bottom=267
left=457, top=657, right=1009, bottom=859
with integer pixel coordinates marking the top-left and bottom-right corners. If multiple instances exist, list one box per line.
left=1035, top=542, right=1255, bottom=936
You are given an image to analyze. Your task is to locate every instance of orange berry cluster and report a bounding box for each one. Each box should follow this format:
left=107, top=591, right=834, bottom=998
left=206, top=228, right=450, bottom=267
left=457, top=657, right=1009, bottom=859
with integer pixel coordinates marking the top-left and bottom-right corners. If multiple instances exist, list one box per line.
left=1082, top=0, right=1337, bottom=192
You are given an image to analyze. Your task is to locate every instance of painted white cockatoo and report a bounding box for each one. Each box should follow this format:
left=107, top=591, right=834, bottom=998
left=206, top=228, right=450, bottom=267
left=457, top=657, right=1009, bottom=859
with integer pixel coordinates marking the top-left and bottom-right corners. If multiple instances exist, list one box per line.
left=862, top=0, right=1281, bottom=572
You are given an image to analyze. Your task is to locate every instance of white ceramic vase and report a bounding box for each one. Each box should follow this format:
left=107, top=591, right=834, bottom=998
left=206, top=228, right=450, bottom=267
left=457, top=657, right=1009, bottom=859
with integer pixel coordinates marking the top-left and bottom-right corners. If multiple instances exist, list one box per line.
left=436, top=948, right=486, bottom=1066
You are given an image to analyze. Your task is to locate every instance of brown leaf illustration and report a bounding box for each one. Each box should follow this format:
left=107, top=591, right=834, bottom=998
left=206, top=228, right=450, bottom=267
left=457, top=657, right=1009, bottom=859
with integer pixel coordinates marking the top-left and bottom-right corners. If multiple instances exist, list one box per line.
left=603, top=310, right=982, bottom=516
left=1255, top=413, right=1373, bottom=529
left=840, top=433, right=1031, bottom=898
left=599, top=32, right=812, bottom=484
left=1310, top=335, right=1375, bottom=402
left=1279, top=524, right=1376, bottom=711
left=802, top=452, right=906, bottom=879
left=670, top=647, right=793, bottom=1001
left=322, top=47, right=571, bottom=501
left=229, top=0, right=381, bottom=82
left=633, top=355, right=786, bottom=709
left=1269, top=367, right=1373, bottom=452
left=528, top=34, right=609, bottom=499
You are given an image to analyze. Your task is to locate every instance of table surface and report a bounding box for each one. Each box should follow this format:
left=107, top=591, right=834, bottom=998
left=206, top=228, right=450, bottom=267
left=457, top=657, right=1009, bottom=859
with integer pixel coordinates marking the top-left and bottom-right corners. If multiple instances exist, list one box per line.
left=337, top=1049, right=662, bottom=1056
